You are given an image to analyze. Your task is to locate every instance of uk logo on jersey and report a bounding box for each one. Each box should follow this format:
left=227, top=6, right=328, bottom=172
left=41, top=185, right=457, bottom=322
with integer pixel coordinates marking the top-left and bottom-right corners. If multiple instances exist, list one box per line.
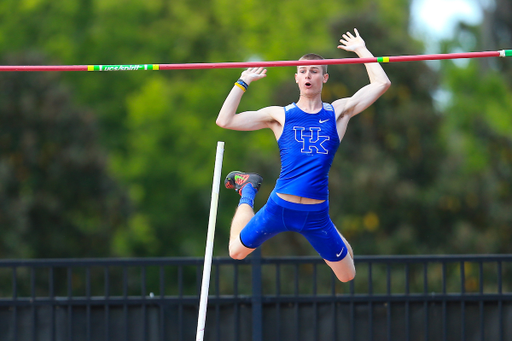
left=293, top=126, right=329, bottom=154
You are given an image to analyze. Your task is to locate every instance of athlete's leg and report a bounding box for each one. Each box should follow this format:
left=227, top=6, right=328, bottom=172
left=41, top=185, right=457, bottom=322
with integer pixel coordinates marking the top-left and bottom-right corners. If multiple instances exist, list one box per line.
left=324, top=227, right=355, bottom=281
left=228, top=203, right=256, bottom=259
left=224, top=171, right=263, bottom=260
left=339, top=230, right=354, bottom=259
left=327, top=232, right=354, bottom=280
left=296, top=206, right=356, bottom=283
left=325, top=227, right=355, bottom=282
left=325, top=257, right=355, bottom=282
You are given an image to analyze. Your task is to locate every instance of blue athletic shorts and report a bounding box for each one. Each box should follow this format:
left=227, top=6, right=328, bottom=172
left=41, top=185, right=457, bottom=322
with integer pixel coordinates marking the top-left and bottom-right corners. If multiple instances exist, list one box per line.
left=239, top=190, right=348, bottom=262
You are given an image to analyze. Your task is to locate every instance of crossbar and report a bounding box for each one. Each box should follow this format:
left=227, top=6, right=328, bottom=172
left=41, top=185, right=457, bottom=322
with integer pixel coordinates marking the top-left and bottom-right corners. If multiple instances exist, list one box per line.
left=0, top=50, right=509, bottom=72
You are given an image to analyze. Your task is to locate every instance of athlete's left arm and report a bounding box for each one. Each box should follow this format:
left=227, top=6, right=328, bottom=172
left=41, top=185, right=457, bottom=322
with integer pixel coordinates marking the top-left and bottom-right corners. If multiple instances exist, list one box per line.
left=331, top=29, right=391, bottom=119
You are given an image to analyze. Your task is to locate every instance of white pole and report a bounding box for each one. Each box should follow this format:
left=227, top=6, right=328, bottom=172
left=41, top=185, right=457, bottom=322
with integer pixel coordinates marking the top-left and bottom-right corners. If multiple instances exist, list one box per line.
left=196, top=141, right=225, bottom=341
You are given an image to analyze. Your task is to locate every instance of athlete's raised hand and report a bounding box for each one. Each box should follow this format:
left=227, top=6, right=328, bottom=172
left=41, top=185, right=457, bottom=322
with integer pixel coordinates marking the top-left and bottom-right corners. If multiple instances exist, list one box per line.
left=337, top=28, right=366, bottom=53
left=240, top=67, right=267, bottom=85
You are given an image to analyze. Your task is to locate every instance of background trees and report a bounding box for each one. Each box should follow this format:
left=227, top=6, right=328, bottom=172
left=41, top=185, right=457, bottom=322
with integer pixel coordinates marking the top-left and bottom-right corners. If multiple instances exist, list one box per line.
left=0, top=53, right=131, bottom=258
left=0, top=0, right=510, bottom=259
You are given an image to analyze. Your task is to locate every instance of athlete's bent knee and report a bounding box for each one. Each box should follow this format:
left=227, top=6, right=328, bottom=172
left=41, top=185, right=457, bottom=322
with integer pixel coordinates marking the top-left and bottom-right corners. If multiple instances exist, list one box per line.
left=228, top=244, right=252, bottom=260
left=337, top=268, right=356, bottom=282
left=327, top=258, right=356, bottom=282
left=229, top=248, right=247, bottom=260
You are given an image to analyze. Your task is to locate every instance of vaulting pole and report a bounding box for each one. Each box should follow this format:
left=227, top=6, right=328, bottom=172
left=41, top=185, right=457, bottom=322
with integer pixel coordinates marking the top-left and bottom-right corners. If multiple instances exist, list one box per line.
left=0, top=50, right=510, bottom=72
left=196, top=141, right=224, bottom=341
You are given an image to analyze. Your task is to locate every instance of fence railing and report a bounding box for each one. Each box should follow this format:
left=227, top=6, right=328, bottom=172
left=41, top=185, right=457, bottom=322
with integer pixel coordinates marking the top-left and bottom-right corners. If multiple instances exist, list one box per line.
left=0, top=253, right=511, bottom=341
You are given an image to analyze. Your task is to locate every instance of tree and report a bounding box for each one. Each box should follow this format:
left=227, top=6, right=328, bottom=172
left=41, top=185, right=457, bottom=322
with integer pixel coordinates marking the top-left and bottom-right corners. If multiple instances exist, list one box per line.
left=5, top=0, right=505, bottom=259
left=0, top=53, right=131, bottom=258
left=426, top=0, right=512, bottom=254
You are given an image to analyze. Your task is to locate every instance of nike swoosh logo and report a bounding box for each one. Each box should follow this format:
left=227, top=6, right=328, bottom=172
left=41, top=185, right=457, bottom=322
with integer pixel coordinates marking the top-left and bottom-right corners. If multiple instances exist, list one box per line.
left=336, top=247, right=345, bottom=258
left=319, top=119, right=330, bottom=123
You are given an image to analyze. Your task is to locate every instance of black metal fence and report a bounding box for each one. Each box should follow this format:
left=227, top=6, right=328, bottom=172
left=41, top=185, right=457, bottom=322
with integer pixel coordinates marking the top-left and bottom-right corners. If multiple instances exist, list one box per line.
left=0, top=252, right=511, bottom=341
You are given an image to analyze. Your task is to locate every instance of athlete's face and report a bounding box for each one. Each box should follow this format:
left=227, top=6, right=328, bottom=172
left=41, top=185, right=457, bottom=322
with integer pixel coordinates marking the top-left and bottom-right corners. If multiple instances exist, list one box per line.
left=295, top=65, right=329, bottom=95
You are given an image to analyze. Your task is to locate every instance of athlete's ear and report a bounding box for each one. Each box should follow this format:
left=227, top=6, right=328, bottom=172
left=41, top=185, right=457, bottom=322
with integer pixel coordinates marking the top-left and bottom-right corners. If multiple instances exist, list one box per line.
left=323, top=73, right=329, bottom=83
left=295, top=73, right=299, bottom=83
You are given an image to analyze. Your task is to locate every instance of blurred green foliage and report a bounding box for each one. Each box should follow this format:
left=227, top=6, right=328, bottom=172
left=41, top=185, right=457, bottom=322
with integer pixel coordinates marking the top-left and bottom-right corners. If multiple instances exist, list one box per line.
left=0, top=0, right=510, bottom=260
left=0, top=53, right=131, bottom=258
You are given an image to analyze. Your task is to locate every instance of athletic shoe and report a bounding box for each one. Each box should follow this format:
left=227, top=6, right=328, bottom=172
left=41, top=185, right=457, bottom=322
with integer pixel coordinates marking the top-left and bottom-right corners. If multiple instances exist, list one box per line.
left=224, top=171, right=263, bottom=195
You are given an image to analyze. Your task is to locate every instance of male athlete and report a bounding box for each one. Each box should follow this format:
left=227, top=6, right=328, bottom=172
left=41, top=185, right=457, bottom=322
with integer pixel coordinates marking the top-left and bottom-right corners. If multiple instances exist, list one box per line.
left=216, top=29, right=391, bottom=282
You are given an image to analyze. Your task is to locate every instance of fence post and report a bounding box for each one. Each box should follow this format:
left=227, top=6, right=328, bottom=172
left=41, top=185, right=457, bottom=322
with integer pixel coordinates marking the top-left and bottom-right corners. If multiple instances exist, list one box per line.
left=251, top=249, right=263, bottom=341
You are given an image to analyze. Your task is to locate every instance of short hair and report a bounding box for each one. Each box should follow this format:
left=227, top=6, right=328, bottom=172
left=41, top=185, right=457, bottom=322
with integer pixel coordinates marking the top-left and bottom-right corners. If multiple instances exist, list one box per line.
left=298, top=53, right=327, bottom=74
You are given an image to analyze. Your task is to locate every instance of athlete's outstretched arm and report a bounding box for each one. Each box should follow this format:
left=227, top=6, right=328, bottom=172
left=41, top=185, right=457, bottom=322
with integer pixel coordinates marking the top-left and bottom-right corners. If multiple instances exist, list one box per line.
left=216, top=67, right=273, bottom=131
left=332, top=28, right=391, bottom=118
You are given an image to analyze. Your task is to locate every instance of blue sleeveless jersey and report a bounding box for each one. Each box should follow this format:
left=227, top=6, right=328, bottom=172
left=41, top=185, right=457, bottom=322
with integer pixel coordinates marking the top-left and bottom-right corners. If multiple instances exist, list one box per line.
left=274, top=102, right=340, bottom=200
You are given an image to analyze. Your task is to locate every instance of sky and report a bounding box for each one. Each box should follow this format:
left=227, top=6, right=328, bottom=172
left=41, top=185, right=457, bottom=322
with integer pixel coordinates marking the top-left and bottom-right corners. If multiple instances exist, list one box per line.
left=410, top=0, right=484, bottom=40
left=409, top=0, right=488, bottom=107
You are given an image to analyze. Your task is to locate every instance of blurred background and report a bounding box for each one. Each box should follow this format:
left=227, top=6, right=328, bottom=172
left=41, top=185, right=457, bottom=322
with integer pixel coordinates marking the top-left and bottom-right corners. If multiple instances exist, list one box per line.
left=0, top=0, right=510, bottom=260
